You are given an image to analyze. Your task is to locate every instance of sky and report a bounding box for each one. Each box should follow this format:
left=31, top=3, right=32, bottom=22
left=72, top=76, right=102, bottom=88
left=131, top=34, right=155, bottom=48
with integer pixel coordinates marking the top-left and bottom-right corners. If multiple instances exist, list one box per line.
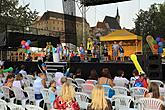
left=19, top=0, right=165, bottom=29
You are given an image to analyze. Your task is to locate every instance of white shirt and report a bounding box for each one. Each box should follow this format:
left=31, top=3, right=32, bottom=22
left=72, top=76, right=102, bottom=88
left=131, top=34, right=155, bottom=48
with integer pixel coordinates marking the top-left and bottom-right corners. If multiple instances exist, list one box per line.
left=13, top=80, right=24, bottom=89
left=19, top=70, right=27, bottom=76
left=113, top=76, right=129, bottom=87
left=33, top=77, right=43, bottom=94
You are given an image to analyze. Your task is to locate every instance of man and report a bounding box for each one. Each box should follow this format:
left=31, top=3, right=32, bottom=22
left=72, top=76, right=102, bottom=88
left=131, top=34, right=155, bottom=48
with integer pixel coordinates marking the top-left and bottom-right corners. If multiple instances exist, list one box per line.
left=119, top=41, right=124, bottom=62
left=112, top=41, right=119, bottom=61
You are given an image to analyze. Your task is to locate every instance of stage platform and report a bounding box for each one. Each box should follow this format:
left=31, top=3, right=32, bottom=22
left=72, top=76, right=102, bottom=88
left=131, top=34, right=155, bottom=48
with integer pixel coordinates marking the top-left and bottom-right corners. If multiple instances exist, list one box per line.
left=3, top=61, right=165, bottom=81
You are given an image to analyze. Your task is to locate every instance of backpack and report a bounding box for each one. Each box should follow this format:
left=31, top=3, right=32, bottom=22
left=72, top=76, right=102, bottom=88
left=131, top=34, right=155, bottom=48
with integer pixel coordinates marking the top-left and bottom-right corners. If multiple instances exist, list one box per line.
left=134, top=79, right=144, bottom=87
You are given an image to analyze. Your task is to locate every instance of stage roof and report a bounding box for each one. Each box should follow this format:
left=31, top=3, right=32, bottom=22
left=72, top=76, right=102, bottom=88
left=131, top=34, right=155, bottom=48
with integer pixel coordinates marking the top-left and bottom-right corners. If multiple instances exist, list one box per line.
left=81, top=0, right=132, bottom=6
left=100, top=29, right=142, bottom=41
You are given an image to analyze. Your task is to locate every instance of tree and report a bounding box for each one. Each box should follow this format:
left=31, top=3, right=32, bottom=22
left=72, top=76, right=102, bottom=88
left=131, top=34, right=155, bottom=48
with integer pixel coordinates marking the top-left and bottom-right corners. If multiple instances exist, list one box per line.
left=0, top=0, right=38, bottom=31
left=134, top=3, right=165, bottom=38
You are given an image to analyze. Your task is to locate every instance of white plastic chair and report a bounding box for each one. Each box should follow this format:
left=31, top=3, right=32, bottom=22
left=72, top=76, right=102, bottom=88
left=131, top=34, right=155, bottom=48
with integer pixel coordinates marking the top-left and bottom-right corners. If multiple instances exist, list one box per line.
left=75, top=78, right=85, bottom=86
left=7, top=103, right=25, bottom=110
left=102, top=85, right=113, bottom=97
left=85, top=80, right=97, bottom=85
left=113, top=86, right=130, bottom=95
left=130, top=87, right=149, bottom=101
left=71, top=83, right=81, bottom=92
left=25, top=105, right=44, bottom=110
left=25, top=75, right=35, bottom=85
left=1, top=86, right=15, bottom=103
left=24, top=87, right=41, bottom=105
left=137, top=98, right=164, bottom=110
left=81, top=83, right=94, bottom=97
left=0, top=99, right=7, bottom=110
left=12, top=86, right=29, bottom=106
left=149, top=80, right=164, bottom=87
left=41, top=88, right=55, bottom=109
left=75, top=92, right=90, bottom=109
left=23, top=79, right=31, bottom=87
left=112, top=95, right=134, bottom=110
left=113, top=79, right=128, bottom=87
left=67, top=77, right=75, bottom=84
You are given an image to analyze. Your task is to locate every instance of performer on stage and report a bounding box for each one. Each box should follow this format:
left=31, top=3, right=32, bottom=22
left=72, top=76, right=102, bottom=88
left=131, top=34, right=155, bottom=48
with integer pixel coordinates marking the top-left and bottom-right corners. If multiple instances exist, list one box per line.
left=79, top=43, right=85, bottom=61
left=119, top=41, right=124, bottom=62
left=112, top=41, right=119, bottom=61
left=102, top=44, right=109, bottom=61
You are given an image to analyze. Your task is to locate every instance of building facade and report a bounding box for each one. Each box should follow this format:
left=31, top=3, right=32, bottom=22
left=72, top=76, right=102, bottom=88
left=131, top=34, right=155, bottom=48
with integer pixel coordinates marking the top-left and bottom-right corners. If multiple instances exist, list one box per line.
left=32, top=11, right=90, bottom=46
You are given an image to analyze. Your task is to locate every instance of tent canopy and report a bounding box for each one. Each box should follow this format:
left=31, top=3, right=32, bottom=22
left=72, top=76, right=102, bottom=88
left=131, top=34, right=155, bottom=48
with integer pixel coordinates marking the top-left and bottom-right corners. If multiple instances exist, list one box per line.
left=100, top=29, right=142, bottom=41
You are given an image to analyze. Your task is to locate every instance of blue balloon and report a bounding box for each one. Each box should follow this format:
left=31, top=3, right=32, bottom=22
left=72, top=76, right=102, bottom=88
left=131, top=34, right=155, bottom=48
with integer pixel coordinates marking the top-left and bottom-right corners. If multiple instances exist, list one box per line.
left=158, top=47, right=163, bottom=53
left=158, top=42, right=163, bottom=47
left=27, top=40, right=31, bottom=45
left=22, top=45, right=25, bottom=49
left=156, top=37, right=161, bottom=42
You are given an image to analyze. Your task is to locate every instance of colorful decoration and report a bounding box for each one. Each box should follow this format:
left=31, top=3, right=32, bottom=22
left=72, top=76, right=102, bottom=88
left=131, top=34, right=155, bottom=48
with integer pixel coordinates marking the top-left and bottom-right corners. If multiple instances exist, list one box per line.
left=130, top=54, right=145, bottom=75
left=2, top=67, right=13, bottom=74
left=21, top=40, right=32, bottom=53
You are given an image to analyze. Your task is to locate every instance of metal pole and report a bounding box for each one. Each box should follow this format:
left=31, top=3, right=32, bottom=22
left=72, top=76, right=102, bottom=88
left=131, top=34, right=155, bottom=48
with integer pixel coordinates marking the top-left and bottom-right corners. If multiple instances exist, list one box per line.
left=82, top=4, right=86, bottom=47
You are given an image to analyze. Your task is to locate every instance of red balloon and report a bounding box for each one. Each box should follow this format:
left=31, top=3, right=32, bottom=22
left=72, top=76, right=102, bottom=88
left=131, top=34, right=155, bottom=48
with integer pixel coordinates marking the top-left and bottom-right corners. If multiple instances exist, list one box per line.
left=154, top=44, right=159, bottom=49
left=21, top=40, right=26, bottom=45
left=160, top=38, right=164, bottom=42
left=26, top=46, right=30, bottom=50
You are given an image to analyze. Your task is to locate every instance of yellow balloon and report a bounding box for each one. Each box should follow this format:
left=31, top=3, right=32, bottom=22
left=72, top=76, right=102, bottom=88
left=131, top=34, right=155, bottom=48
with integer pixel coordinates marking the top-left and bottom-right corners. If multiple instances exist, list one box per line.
left=130, top=54, right=145, bottom=75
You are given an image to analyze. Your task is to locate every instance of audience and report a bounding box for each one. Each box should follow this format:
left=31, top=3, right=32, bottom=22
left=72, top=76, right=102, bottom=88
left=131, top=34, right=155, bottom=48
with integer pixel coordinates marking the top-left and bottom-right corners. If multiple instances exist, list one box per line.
left=56, top=76, right=67, bottom=96
left=49, top=80, right=56, bottom=93
left=98, top=68, right=114, bottom=87
left=53, top=82, right=80, bottom=110
left=145, top=82, right=164, bottom=101
left=134, top=73, right=148, bottom=88
left=73, top=68, right=82, bottom=79
left=113, top=70, right=129, bottom=87
left=12, top=74, right=24, bottom=89
left=88, top=69, right=98, bottom=80
left=33, top=71, right=47, bottom=100
left=19, top=65, right=27, bottom=77
left=87, top=85, right=112, bottom=110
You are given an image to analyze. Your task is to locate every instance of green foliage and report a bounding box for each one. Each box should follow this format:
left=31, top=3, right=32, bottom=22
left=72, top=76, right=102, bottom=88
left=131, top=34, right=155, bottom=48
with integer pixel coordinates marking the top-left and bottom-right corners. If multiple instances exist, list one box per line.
left=0, top=0, right=38, bottom=27
left=134, top=3, right=165, bottom=38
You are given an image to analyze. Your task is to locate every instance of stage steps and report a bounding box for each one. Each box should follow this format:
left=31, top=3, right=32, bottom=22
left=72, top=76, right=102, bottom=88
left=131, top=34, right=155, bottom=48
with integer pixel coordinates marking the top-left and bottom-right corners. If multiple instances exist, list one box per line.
left=45, top=62, right=67, bottom=73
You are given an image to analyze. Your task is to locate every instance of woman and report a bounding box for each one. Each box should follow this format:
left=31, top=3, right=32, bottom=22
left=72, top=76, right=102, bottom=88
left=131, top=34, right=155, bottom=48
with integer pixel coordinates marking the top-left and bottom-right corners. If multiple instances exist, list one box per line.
left=53, top=82, right=80, bottom=110
left=98, top=68, right=114, bottom=87
left=12, top=74, right=25, bottom=89
left=145, top=82, right=164, bottom=101
left=87, top=85, right=112, bottom=110
left=88, top=69, right=98, bottom=80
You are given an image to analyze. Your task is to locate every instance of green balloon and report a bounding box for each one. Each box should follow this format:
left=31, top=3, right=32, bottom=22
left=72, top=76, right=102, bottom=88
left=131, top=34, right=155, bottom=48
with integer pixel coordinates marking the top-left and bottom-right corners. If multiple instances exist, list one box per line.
left=3, top=67, right=13, bottom=73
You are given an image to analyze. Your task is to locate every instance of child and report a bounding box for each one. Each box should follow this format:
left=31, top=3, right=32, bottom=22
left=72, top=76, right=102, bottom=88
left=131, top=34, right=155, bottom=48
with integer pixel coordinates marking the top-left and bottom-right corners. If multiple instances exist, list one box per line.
left=49, top=80, right=56, bottom=93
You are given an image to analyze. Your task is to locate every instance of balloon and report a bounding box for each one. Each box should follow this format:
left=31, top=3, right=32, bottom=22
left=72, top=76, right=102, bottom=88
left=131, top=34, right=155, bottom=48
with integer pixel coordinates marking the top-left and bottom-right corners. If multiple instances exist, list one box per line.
left=130, top=54, right=145, bottom=75
left=154, top=44, right=159, bottom=49
left=26, top=46, right=30, bottom=50
left=156, top=37, right=161, bottom=42
left=26, top=49, right=31, bottom=53
left=158, top=47, right=163, bottom=53
left=2, top=67, right=13, bottom=73
left=25, top=42, right=29, bottom=47
left=21, top=40, right=26, bottom=45
left=152, top=40, right=157, bottom=44
left=160, top=38, right=164, bottom=42
left=158, top=42, right=163, bottom=47
left=22, top=45, right=25, bottom=49
left=27, top=40, right=32, bottom=45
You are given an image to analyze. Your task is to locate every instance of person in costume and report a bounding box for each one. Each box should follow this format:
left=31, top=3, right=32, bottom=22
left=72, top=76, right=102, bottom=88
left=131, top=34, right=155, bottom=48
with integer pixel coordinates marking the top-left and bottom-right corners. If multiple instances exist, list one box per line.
left=87, top=37, right=93, bottom=55
left=79, top=43, right=85, bottom=61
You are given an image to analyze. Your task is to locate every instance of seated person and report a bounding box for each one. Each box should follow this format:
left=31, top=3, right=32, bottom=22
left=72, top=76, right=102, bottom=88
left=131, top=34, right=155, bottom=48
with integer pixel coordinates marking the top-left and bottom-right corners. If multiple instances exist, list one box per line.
left=130, top=69, right=139, bottom=86
left=12, top=74, right=25, bottom=89
left=134, top=73, right=148, bottom=88
left=33, top=71, right=47, bottom=100
left=87, top=85, right=112, bottom=110
left=98, top=68, right=114, bottom=87
left=145, top=82, right=164, bottom=101
left=53, top=82, right=80, bottom=110
left=113, top=70, right=129, bottom=87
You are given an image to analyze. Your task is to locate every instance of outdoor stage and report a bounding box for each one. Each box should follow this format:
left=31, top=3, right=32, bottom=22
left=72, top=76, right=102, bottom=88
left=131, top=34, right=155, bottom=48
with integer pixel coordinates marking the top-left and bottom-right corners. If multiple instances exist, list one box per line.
left=3, top=61, right=165, bottom=81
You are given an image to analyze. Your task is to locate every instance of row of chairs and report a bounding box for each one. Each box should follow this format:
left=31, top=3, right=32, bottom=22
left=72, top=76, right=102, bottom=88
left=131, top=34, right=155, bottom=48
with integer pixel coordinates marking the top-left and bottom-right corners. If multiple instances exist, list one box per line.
left=0, top=99, right=43, bottom=110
